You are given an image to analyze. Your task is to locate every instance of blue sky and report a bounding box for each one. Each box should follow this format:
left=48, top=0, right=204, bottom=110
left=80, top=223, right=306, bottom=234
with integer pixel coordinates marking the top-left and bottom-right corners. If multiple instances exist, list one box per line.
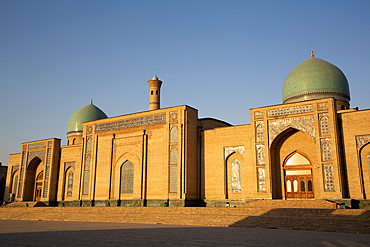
left=1, top=0, right=369, bottom=166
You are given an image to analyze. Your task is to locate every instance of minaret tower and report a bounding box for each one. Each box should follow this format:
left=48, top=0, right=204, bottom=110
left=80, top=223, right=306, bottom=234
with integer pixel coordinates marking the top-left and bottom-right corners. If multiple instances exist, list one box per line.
left=148, top=72, right=163, bottom=110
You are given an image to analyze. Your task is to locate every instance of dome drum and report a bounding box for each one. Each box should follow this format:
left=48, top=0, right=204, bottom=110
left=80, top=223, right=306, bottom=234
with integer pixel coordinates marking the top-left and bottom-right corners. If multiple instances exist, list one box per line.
left=283, top=90, right=351, bottom=104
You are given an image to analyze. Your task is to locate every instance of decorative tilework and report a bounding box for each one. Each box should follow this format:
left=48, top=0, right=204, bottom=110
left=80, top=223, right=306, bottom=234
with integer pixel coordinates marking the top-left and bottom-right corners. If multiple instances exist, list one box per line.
left=170, top=148, right=178, bottom=165
left=231, top=159, right=241, bottom=193
left=82, top=172, right=90, bottom=195
left=21, top=152, right=26, bottom=167
left=86, top=136, right=92, bottom=153
left=256, top=145, right=265, bottom=165
left=22, top=145, right=27, bottom=151
left=323, top=164, right=335, bottom=191
left=258, top=168, right=266, bottom=192
left=317, top=102, right=329, bottom=111
left=224, top=146, right=245, bottom=159
left=368, top=153, right=370, bottom=179
left=320, top=116, right=330, bottom=136
left=84, top=154, right=91, bottom=171
left=28, top=142, right=46, bottom=150
left=17, top=182, right=22, bottom=198
left=169, top=166, right=177, bottom=193
left=268, top=116, right=315, bottom=146
left=170, top=112, right=178, bottom=122
left=356, top=135, right=370, bottom=151
left=46, top=148, right=51, bottom=164
left=64, top=162, right=76, bottom=171
left=13, top=175, right=18, bottom=194
left=120, top=161, right=134, bottom=194
left=256, top=122, right=264, bottom=142
left=267, top=105, right=313, bottom=117
left=87, top=126, right=93, bottom=134
left=48, top=141, right=52, bottom=147
left=43, top=181, right=48, bottom=198
left=27, top=150, right=46, bottom=165
left=67, top=171, right=73, bottom=197
left=45, top=165, right=50, bottom=180
left=20, top=170, right=24, bottom=181
left=11, top=166, right=19, bottom=174
left=170, top=125, right=178, bottom=143
left=254, top=111, right=263, bottom=120
left=96, top=113, right=166, bottom=132
left=321, top=140, right=332, bottom=161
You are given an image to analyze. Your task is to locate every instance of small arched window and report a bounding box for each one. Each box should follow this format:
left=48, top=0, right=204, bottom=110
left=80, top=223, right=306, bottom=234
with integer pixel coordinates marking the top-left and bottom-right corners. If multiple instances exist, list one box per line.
left=293, top=180, right=298, bottom=192
left=151, top=91, right=153, bottom=95
left=170, top=148, right=178, bottom=165
left=67, top=171, right=73, bottom=197
left=301, top=180, right=305, bottom=192
left=170, top=126, right=178, bottom=143
left=308, top=180, right=313, bottom=192
left=72, top=138, right=76, bottom=145
left=286, top=180, right=291, bottom=192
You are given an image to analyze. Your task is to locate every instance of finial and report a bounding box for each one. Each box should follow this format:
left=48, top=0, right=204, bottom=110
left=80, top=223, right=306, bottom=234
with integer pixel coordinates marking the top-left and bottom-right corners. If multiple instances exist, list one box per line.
left=152, top=71, right=158, bottom=80
left=311, top=46, right=314, bottom=58
left=90, top=97, right=93, bottom=105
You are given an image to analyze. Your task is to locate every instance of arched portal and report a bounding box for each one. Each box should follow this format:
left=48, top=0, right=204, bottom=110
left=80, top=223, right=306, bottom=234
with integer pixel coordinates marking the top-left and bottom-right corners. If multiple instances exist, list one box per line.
left=270, top=127, right=317, bottom=199
left=24, top=157, right=44, bottom=201
left=284, top=152, right=314, bottom=199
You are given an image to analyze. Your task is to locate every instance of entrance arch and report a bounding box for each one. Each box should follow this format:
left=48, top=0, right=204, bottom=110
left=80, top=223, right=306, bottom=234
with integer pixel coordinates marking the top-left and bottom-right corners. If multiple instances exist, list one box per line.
left=284, top=152, right=314, bottom=199
left=24, top=157, right=44, bottom=201
left=270, top=127, right=317, bottom=199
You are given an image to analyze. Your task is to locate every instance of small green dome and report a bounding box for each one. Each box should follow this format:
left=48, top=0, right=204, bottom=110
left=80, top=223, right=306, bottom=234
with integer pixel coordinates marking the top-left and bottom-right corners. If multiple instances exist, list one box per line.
left=67, top=103, right=108, bottom=135
left=282, top=57, right=350, bottom=104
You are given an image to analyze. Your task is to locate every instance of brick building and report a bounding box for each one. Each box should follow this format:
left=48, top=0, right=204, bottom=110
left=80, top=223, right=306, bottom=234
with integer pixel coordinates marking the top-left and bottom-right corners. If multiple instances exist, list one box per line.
left=4, top=53, right=370, bottom=206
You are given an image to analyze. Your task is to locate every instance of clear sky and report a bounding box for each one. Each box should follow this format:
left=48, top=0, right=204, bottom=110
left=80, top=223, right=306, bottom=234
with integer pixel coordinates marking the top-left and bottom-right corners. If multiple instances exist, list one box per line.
left=1, top=0, right=369, bottom=166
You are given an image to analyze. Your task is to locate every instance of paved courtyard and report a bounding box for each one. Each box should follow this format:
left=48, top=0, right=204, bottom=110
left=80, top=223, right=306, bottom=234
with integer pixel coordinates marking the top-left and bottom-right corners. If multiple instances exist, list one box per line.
left=0, top=220, right=369, bottom=246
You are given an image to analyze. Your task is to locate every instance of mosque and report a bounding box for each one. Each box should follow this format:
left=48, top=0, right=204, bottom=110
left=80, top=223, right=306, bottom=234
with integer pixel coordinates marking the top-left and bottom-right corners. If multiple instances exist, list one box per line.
left=4, top=51, right=370, bottom=207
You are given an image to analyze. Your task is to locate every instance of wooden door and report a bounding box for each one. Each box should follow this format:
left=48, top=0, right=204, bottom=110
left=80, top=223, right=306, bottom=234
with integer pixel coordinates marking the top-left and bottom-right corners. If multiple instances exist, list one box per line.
left=285, top=174, right=314, bottom=199
left=35, top=182, right=42, bottom=201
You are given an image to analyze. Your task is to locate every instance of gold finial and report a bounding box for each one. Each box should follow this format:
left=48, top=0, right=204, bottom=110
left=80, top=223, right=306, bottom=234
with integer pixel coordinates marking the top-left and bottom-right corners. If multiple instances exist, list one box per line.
left=90, top=97, right=93, bottom=105
left=311, top=46, right=314, bottom=58
left=152, top=71, right=158, bottom=80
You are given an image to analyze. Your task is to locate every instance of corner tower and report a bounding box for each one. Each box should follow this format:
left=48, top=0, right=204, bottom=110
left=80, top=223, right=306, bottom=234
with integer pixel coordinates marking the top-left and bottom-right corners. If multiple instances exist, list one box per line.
left=148, top=73, right=163, bottom=110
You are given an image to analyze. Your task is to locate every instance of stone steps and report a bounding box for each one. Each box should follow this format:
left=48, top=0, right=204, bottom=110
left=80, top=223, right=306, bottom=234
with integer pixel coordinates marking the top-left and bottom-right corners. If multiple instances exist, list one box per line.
left=239, top=199, right=337, bottom=209
left=0, top=206, right=369, bottom=234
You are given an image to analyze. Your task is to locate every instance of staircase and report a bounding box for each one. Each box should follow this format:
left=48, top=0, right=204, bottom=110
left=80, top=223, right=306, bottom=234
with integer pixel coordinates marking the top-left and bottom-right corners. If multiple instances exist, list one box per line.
left=238, top=199, right=337, bottom=209
left=0, top=205, right=369, bottom=234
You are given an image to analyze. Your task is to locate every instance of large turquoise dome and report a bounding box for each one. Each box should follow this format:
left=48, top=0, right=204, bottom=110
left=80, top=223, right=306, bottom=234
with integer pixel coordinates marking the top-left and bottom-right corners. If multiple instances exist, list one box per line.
left=67, top=102, right=108, bottom=136
left=282, top=57, right=350, bottom=104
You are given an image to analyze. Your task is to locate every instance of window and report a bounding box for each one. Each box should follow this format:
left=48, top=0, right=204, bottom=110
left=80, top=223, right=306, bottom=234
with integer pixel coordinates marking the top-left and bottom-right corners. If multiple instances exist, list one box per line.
left=67, top=171, right=73, bottom=197
left=257, top=147, right=265, bottom=165
left=308, top=180, right=313, bottom=192
left=151, top=91, right=153, bottom=95
left=301, top=180, right=305, bottom=192
left=286, top=180, right=291, bottom=192
left=170, top=148, right=178, bottom=165
left=120, top=161, right=134, bottom=194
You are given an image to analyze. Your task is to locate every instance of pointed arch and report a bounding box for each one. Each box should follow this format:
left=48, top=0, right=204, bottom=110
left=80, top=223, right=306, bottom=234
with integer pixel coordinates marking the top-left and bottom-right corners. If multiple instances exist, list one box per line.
left=170, top=126, right=178, bottom=143
left=225, top=151, right=244, bottom=199
left=319, top=116, right=330, bottom=136
left=113, top=151, right=141, bottom=199
left=120, top=160, right=134, bottom=195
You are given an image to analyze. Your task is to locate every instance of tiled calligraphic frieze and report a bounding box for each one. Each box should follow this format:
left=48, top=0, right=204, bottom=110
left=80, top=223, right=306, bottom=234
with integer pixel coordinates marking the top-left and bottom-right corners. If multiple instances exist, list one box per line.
left=28, top=142, right=46, bottom=150
left=224, top=146, right=245, bottom=159
left=356, top=135, right=370, bottom=151
left=27, top=150, right=46, bottom=165
left=95, top=113, right=166, bottom=132
left=267, top=104, right=313, bottom=117
left=268, top=116, right=315, bottom=146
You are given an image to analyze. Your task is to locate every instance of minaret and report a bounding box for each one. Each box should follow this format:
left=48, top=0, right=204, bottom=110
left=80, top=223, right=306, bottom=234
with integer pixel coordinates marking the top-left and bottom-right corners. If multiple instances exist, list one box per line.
left=148, top=72, right=163, bottom=110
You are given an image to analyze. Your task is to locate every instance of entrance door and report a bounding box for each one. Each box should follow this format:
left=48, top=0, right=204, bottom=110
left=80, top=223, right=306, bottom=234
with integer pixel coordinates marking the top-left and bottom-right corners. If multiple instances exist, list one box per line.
left=34, top=171, right=44, bottom=201
left=285, top=174, right=314, bottom=199
left=35, top=182, right=42, bottom=201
